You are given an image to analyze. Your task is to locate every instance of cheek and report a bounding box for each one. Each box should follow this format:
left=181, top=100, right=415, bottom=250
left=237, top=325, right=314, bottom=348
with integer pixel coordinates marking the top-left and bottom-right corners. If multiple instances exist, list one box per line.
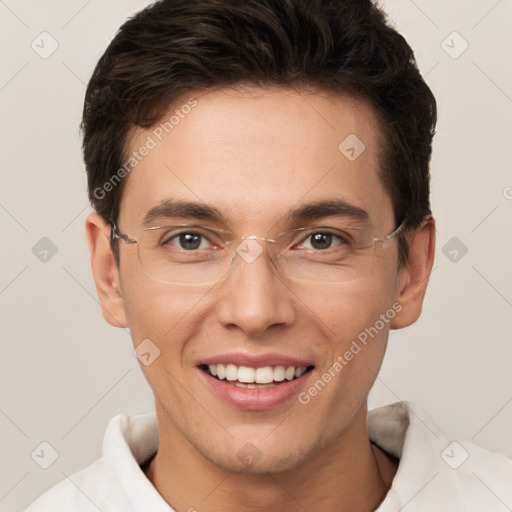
left=294, top=274, right=398, bottom=345
left=292, top=284, right=395, bottom=442
left=119, top=260, right=208, bottom=350
left=121, top=279, right=211, bottom=402
left=296, top=277, right=398, bottom=394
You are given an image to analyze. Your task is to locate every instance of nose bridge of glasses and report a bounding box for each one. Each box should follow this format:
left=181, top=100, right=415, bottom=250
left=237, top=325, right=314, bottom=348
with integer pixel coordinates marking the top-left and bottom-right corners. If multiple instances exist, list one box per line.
left=242, top=234, right=278, bottom=244
left=225, top=234, right=287, bottom=277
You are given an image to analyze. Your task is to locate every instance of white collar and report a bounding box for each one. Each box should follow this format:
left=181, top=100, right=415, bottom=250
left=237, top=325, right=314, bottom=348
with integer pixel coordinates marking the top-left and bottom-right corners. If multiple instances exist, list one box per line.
left=99, top=401, right=512, bottom=511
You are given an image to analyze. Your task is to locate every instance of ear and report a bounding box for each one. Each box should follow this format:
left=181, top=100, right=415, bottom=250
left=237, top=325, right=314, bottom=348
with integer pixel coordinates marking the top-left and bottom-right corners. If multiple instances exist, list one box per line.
left=85, top=213, right=129, bottom=328
left=390, top=217, right=436, bottom=329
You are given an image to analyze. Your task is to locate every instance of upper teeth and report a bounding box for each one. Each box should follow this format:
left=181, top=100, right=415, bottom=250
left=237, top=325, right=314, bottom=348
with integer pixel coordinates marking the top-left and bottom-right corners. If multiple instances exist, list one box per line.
left=208, top=364, right=308, bottom=383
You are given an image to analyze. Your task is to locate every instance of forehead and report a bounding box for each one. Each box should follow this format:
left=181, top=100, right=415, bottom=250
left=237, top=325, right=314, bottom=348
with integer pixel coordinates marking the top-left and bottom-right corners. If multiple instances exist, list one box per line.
left=120, top=86, right=393, bottom=230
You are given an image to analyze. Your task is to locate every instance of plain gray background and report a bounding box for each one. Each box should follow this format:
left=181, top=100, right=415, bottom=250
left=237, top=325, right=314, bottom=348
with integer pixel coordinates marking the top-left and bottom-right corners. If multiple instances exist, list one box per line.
left=1, top=1, right=511, bottom=510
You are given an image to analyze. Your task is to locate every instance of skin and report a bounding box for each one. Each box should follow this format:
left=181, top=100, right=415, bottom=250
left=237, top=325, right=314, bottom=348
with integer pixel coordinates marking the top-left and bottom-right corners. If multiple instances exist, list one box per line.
left=86, top=86, right=435, bottom=512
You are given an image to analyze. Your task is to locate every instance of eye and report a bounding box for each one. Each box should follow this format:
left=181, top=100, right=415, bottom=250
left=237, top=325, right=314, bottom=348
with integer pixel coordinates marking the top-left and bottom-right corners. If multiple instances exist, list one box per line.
left=163, top=231, right=212, bottom=251
left=298, top=231, right=346, bottom=251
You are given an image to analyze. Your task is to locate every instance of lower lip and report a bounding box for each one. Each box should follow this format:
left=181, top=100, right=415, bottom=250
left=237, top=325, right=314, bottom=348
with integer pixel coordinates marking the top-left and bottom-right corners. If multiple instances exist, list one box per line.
left=198, top=368, right=313, bottom=411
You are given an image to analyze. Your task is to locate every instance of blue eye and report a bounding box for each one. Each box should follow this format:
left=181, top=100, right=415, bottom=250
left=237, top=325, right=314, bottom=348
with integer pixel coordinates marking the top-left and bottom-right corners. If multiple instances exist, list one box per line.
left=299, top=232, right=345, bottom=250
left=177, top=233, right=203, bottom=250
left=164, top=232, right=210, bottom=250
left=309, top=233, right=334, bottom=250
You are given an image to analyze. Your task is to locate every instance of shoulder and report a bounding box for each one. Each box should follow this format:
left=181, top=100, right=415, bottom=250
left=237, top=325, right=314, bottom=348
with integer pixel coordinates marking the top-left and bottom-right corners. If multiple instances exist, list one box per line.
left=22, top=413, right=165, bottom=512
left=22, top=459, right=117, bottom=512
left=371, top=402, right=512, bottom=511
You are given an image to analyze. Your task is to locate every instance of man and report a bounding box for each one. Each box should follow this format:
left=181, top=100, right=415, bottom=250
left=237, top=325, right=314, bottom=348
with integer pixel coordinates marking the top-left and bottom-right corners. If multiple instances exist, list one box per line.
left=24, top=0, right=512, bottom=510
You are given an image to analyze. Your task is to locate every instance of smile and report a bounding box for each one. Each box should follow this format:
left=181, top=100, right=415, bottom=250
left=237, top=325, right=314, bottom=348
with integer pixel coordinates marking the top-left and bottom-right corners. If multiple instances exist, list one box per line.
left=201, top=363, right=312, bottom=388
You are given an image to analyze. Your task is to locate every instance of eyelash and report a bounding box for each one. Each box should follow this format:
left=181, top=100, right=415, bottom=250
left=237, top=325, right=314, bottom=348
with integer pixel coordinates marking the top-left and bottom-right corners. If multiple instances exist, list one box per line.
left=161, top=229, right=348, bottom=251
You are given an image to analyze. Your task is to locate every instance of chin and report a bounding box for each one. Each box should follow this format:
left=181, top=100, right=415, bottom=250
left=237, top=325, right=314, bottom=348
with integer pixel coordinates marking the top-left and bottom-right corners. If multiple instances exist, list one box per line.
left=212, top=448, right=309, bottom=475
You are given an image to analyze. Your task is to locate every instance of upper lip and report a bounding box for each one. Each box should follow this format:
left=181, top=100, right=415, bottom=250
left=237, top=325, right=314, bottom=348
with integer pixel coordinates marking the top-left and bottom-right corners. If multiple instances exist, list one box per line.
left=197, top=352, right=314, bottom=368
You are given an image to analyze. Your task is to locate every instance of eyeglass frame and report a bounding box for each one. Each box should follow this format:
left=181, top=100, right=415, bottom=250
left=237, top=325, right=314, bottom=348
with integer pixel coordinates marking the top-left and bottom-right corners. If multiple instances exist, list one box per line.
left=109, top=218, right=407, bottom=285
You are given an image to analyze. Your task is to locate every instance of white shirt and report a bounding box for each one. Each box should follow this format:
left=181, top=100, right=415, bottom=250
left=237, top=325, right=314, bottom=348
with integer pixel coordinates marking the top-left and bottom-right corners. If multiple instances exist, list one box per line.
left=23, top=402, right=512, bottom=511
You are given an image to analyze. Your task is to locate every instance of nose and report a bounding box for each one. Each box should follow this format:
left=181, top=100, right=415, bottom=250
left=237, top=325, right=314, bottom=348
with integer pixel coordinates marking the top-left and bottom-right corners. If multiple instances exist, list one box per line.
left=215, top=240, right=295, bottom=337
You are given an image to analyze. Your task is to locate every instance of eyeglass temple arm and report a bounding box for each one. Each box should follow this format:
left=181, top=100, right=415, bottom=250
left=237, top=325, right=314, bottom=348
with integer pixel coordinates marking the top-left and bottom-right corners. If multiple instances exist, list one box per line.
left=385, top=214, right=434, bottom=242
left=384, top=219, right=407, bottom=241
left=110, top=221, right=137, bottom=245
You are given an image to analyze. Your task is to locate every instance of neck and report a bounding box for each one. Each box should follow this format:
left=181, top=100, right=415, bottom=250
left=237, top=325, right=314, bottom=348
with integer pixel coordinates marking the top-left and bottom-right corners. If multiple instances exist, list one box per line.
left=144, top=404, right=398, bottom=512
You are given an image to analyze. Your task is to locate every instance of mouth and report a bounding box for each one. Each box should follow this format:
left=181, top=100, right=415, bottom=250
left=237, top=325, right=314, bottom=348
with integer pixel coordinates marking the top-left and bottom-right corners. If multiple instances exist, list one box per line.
left=199, top=363, right=315, bottom=388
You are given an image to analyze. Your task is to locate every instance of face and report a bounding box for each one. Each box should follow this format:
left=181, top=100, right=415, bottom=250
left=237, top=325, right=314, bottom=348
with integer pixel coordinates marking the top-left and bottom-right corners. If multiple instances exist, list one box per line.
left=96, top=87, right=414, bottom=473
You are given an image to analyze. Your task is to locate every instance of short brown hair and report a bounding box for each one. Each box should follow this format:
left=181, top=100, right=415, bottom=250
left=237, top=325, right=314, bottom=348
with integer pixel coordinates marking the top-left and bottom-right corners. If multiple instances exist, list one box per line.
left=82, top=0, right=437, bottom=264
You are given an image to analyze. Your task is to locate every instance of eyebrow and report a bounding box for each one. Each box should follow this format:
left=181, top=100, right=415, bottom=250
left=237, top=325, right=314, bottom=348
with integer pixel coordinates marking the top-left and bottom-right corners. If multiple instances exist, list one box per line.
left=143, top=200, right=227, bottom=226
left=143, top=198, right=369, bottom=227
left=284, top=199, right=370, bottom=225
